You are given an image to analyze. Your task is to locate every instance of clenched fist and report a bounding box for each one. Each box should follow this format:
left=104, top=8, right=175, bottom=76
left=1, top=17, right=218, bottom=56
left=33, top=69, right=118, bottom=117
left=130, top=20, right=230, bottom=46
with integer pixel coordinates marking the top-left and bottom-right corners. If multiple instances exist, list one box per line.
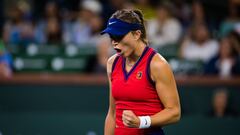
left=122, top=110, right=140, bottom=128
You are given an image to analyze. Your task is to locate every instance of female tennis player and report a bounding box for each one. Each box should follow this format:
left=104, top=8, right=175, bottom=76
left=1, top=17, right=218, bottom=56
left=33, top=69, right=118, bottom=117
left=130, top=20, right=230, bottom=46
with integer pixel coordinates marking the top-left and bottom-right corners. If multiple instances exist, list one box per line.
left=101, top=9, right=181, bottom=135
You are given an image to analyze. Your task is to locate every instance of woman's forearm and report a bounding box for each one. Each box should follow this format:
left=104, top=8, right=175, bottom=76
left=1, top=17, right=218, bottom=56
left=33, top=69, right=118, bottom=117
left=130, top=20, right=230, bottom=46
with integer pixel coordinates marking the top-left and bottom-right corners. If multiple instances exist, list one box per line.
left=104, top=113, right=115, bottom=135
left=150, top=107, right=181, bottom=127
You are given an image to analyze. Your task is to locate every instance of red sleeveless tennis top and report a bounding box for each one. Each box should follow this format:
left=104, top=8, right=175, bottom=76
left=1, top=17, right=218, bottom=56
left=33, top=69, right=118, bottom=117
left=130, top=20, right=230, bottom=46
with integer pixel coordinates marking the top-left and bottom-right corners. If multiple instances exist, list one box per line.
left=111, top=46, right=164, bottom=135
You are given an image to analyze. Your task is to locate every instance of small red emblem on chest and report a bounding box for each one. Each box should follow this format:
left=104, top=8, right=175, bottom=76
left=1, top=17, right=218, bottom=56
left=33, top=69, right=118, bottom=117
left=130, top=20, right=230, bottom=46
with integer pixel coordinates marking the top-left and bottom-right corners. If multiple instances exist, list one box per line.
left=136, top=71, right=143, bottom=79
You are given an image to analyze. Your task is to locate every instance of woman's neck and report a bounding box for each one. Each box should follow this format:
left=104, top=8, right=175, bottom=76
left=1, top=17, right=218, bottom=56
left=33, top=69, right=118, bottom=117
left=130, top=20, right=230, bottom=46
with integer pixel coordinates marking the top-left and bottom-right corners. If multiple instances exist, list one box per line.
left=127, top=42, right=146, bottom=63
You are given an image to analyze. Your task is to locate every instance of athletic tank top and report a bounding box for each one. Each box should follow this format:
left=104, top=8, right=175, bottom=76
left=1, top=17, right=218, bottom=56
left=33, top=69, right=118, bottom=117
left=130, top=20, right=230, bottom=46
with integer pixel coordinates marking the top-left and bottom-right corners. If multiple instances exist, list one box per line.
left=111, top=46, right=164, bottom=135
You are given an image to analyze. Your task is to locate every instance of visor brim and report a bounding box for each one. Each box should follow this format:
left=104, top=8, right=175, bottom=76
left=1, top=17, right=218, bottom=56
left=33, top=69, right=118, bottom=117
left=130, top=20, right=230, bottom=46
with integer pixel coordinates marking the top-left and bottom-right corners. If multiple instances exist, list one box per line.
left=100, top=27, right=130, bottom=36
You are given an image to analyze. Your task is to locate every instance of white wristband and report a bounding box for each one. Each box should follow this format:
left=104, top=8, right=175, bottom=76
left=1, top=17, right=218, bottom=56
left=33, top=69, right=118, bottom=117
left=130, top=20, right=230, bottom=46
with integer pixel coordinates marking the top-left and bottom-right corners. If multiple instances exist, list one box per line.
left=138, top=116, right=151, bottom=129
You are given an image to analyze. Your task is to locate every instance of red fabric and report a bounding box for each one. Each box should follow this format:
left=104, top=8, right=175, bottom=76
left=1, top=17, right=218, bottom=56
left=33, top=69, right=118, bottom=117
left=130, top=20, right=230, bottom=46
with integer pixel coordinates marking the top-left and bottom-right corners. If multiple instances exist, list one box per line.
left=111, top=47, right=164, bottom=134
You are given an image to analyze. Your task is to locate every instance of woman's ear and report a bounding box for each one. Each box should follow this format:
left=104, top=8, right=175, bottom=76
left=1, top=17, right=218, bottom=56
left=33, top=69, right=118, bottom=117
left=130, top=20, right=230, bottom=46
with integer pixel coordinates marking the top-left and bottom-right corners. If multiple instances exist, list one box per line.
left=132, top=30, right=142, bottom=40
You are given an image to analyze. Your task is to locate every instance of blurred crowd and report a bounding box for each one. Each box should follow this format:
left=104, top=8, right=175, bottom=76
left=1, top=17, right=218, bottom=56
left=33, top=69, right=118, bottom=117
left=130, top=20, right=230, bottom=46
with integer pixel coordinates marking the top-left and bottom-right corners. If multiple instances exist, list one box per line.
left=207, top=88, right=239, bottom=118
left=0, top=0, right=240, bottom=77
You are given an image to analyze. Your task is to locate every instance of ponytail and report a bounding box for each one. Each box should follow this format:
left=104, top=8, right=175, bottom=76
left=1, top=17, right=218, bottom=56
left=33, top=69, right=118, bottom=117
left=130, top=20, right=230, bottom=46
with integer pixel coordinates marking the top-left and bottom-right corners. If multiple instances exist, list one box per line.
left=132, top=9, right=148, bottom=45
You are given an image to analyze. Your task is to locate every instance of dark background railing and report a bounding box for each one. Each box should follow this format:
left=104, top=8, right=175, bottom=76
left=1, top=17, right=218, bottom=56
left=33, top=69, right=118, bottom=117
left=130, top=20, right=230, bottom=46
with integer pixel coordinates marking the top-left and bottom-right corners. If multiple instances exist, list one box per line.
left=0, top=74, right=240, bottom=135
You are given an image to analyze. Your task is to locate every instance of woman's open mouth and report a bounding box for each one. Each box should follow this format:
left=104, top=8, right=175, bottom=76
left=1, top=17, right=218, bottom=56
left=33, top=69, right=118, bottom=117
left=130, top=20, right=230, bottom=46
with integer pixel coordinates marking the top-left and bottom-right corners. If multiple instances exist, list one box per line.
left=114, top=48, right=122, bottom=54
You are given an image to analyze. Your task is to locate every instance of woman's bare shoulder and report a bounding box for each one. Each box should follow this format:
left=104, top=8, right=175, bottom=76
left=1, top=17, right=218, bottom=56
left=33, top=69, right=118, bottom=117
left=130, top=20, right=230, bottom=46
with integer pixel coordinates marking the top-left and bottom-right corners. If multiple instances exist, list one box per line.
left=106, top=54, right=119, bottom=74
left=150, top=53, right=173, bottom=81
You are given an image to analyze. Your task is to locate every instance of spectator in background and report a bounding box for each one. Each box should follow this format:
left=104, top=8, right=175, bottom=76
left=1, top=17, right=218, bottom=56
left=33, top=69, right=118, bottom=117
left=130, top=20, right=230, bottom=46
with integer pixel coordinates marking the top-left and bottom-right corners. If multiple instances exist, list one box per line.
left=204, top=35, right=240, bottom=77
left=46, top=17, right=62, bottom=44
left=173, top=0, right=191, bottom=31
left=228, top=30, right=240, bottom=54
left=88, top=13, right=104, bottom=45
left=181, top=0, right=218, bottom=36
left=190, top=1, right=206, bottom=27
left=147, top=2, right=182, bottom=49
left=219, top=0, right=240, bottom=38
left=3, top=4, right=34, bottom=46
left=95, top=34, right=112, bottom=73
left=179, top=1, right=209, bottom=34
left=35, top=1, right=62, bottom=45
left=63, top=0, right=102, bottom=46
left=180, top=23, right=219, bottom=63
left=132, top=0, right=157, bottom=20
left=17, top=0, right=32, bottom=22
left=101, top=0, right=133, bottom=25
left=0, top=40, right=12, bottom=78
left=207, top=88, right=238, bottom=118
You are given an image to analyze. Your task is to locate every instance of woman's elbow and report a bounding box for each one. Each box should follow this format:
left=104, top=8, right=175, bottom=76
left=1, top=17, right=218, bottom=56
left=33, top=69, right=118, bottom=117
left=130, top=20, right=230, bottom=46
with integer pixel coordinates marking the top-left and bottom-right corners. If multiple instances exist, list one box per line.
left=172, top=108, right=181, bottom=123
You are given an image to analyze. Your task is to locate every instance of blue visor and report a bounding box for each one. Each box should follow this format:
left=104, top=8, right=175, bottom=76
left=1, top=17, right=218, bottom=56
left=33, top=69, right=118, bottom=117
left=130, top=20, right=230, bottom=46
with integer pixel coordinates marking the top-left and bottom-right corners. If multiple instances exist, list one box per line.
left=101, top=18, right=142, bottom=36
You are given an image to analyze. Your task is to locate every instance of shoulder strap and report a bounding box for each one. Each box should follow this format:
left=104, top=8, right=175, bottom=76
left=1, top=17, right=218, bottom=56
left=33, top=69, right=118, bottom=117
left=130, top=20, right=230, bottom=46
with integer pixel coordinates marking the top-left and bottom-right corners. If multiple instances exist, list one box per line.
left=146, top=50, right=157, bottom=86
left=112, top=55, right=121, bottom=73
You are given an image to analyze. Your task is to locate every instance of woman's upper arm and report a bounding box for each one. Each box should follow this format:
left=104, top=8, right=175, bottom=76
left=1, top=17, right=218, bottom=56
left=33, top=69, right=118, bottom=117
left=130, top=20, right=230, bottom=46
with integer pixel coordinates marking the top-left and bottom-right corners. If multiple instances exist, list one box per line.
left=106, top=54, right=118, bottom=114
left=150, top=54, right=180, bottom=111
